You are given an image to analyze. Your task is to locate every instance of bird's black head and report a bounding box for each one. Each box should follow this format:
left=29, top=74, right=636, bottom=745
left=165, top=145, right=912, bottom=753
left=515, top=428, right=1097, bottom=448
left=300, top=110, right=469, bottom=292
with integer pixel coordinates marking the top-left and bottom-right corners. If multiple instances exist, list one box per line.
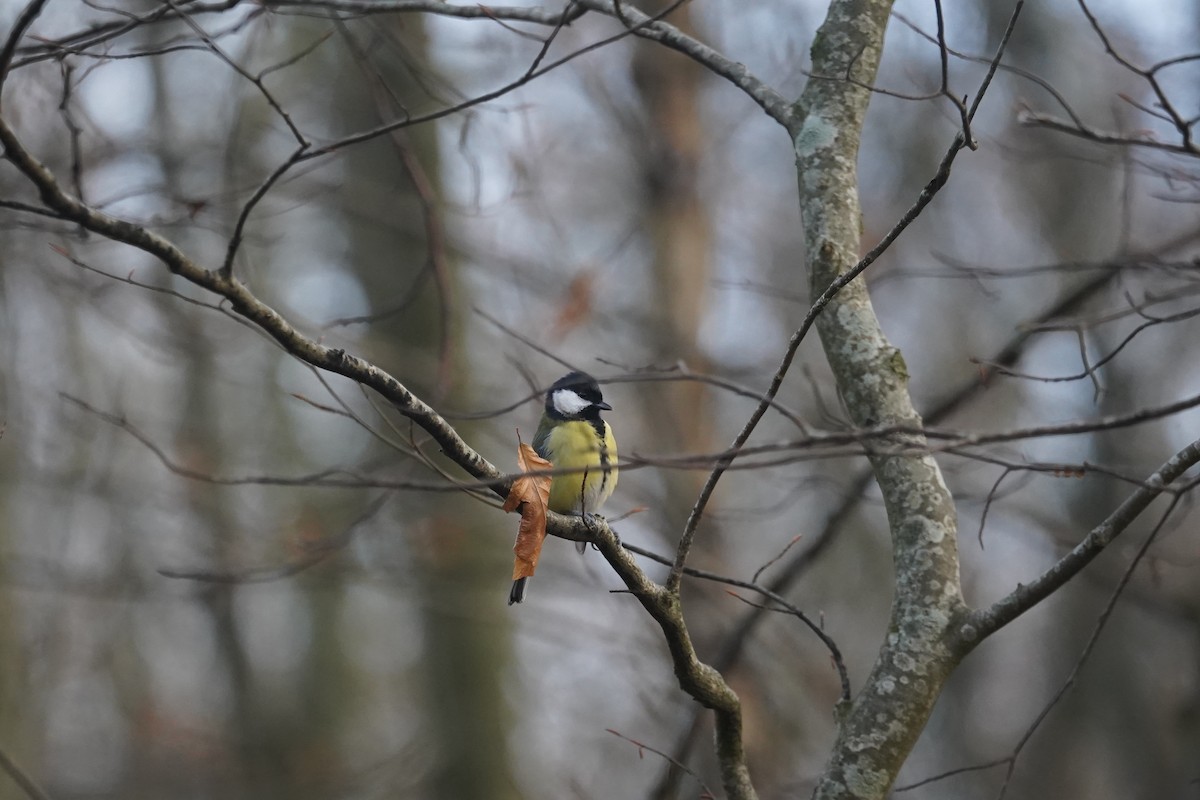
left=544, top=371, right=611, bottom=420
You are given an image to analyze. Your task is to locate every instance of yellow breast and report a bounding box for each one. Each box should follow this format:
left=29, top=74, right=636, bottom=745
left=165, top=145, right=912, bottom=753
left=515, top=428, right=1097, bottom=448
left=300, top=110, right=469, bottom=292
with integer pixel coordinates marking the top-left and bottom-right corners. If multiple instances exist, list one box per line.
left=540, top=420, right=618, bottom=514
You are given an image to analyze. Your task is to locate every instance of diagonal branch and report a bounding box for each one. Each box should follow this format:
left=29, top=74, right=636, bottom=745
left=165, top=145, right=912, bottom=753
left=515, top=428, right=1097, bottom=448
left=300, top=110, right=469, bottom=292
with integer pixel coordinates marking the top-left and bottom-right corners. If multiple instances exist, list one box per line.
left=590, top=525, right=758, bottom=800
left=0, top=55, right=758, bottom=800
left=965, top=438, right=1200, bottom=641
left=651, top=262, right=1124, bottom=800
left=0, top=742, right=53, bottom=800
left=0, top=110, right=504, bottom=495
left=0, top=0, right=49, bottom=89
left=573, top=0, right=793, bottom=128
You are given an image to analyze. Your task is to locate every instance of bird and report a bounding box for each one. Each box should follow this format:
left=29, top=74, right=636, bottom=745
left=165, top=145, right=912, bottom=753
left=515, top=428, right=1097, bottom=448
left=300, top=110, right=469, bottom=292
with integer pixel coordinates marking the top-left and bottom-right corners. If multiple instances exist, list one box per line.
left=508, top=371, right=618, bottom=605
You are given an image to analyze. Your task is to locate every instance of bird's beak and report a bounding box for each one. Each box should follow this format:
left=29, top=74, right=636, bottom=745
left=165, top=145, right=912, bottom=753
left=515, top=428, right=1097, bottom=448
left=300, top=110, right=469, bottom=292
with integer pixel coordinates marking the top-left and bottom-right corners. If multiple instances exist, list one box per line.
left=595, top=401, right=612, bottom=411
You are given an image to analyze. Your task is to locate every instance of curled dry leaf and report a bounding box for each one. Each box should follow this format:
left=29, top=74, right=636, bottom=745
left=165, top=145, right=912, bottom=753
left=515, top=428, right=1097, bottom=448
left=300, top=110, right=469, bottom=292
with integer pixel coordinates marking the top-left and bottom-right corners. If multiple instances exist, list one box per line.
left=505, top=441, right=552, bottom=581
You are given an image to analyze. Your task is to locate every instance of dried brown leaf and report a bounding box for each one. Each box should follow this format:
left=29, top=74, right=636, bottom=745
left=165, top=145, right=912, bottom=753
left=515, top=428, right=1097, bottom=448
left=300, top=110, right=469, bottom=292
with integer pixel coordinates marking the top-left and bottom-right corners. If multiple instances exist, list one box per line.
left=506, top=441, right=552, bottom=580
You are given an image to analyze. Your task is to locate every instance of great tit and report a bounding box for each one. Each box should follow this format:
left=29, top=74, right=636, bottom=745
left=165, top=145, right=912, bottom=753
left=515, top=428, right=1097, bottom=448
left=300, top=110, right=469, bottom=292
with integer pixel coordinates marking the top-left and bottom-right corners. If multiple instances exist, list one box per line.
left=508, top=371, right=618, bottom=605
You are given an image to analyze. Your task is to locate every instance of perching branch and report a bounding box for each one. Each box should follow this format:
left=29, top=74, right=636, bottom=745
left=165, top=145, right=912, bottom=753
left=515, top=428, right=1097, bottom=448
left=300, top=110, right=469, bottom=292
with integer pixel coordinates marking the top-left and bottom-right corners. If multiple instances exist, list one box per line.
left=589, top=523, right=759, bottom=800
left=0, top=8, right=756, bottom=795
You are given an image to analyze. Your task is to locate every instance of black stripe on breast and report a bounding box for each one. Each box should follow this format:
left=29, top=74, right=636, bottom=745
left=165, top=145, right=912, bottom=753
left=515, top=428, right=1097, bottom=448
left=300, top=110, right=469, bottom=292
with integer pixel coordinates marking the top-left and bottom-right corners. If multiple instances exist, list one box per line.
left=593, top=420, right=611, bottom=494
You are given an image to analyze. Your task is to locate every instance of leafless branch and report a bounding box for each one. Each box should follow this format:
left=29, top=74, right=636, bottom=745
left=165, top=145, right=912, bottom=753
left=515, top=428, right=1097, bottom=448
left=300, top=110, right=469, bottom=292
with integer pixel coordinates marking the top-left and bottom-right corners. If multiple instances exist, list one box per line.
left=158, top=494, right=391, bottom=583
left=669, top=1, right=1024, bottom=596
left=967, top=439, right=1200, bottom=641
left=605, top=729, right=716, bottom=800
left=573, top=0, right=793, bottom=128
left=1019, top=109, right=1199, bottom=156
left=622, top=540, right=851, bottom=703
left=0, top=0, right=50, bottom=89
left=903, top=495, right=1183, bottom=795
left=0, top=743, right=54, bottom=800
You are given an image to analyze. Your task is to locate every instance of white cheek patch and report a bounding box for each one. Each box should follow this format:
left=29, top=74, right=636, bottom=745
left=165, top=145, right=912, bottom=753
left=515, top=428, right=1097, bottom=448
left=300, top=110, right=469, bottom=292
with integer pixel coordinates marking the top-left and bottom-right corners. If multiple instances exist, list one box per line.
left=552, top=388, right=591, bottom=416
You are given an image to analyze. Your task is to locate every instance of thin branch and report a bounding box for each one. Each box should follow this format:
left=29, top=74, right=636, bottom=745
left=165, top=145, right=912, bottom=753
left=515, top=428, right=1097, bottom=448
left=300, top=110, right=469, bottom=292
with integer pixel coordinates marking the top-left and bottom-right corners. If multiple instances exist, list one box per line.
left=293, top=2, right=590, bottom=160
left=573, top=0, right=792, bottom=128
left=904, top=496, right=1183, bottom=795
left=62, top=391, right=645, bottom=502
left=28, top=8, right=264, bottom=64
left=588, top=526, right=758, bottom=800
left=158, top=494, right=391, bottom=583
left=1074, top=0, right=1193, bottom=149
left=221, top=145, right=310, bottom=278
left=751, top=534, right=803, bottom=584
left=60, top=393, right=464, bottom=491
left=974, top=303, right=1200, bottom=384
left=0, top=199, right=70, bottom=220
left=0, top=0, right=50, bottom=90
left=891, top=10, right=1086, bottom=130
left=12, top=1, right=242, bottom=69
left=967, top=438, right=1200, bottom=641
left=668, top=1, right=1024, bottom=595
left=165, top=0, right=308, bottom=147
left=599, top=363, right=811, bottom=433
left=653, top=260, right=1124, bottom=800
left=932, top=0, right=973, bottom=146
left=606, top=729, right=715, bottom=800
left=623, top=541, right=850, bottom=703
left=334, top=16, right=456, bottom=399
left=1019, top=110, right=1199, bottom=156
left=976, top=467, right=1012, bottom=549
left=217, top=1, right=580, bottom=274
left=265, top=0, right=587, bottom=26
left=992, top=505, right=1182, bottom=800
left=50, top=244, right=234, bottom=313
left=894, top=758, right=1010, bottom=792
left=630, top=390, right=1200, bottom=472
left=0, top=743, right=54, bottom=800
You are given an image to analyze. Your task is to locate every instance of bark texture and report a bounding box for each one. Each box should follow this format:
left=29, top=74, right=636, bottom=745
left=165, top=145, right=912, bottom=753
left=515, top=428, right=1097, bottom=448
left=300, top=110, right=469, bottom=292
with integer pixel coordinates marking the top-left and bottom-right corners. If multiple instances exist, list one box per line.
left=790, top=2, right=970, bottom=797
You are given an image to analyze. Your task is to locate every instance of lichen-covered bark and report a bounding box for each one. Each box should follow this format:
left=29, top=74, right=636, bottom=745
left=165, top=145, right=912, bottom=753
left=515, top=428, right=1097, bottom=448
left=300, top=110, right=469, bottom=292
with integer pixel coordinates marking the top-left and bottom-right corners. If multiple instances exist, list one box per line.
left=790, top=2, right=970, bottom=798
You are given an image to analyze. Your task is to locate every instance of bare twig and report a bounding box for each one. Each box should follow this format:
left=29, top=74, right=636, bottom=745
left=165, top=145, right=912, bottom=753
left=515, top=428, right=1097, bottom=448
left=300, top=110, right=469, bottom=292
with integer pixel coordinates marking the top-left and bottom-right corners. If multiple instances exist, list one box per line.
left=573, top=0, right=792, bottom=128
left=902, top=496, right=1183, bottom=794
left=653, top=260, right=1126, bottom=800
left=623, top=541, right=850, bottom=702
left=165, top=0, right=309, bottom=147
left=751, top=534, right=803, bottom=583
left=669, top=1, right=1024, bottom=595
left=158, top=495, right=391, bottom=583
left=0, top=0, right=50, bottom=91
left=967, top=438, right=1200, bottom=641
left=13, top=1, right=242, bottom=69
left=974, top=303, right=1200, bottom=385
left=0, top=743, right=54, bottom=800
left=333, top=17, right=456, bottom=399
left=606, top=729, right=715, bottom=800
left=1019, top=110, right=1198, bottom=156
left=1074, top=0, right=1194, bottom=150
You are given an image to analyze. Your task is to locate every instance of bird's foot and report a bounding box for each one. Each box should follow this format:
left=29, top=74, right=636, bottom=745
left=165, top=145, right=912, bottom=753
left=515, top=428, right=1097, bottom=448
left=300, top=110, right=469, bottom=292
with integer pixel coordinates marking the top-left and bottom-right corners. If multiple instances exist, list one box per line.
left=583, top=512, right=618, bottom=549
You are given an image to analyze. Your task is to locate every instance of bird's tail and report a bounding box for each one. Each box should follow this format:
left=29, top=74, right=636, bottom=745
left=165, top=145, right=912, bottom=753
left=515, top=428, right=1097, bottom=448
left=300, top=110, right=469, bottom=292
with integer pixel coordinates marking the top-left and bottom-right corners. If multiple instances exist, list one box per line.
left=508, top=577, right=528, bottom=605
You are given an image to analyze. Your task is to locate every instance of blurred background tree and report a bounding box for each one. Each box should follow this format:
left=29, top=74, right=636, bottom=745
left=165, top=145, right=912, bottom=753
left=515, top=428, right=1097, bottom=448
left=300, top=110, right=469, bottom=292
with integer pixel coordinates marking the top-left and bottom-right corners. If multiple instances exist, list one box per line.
left=0, top=1, right=1197, bottom=799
